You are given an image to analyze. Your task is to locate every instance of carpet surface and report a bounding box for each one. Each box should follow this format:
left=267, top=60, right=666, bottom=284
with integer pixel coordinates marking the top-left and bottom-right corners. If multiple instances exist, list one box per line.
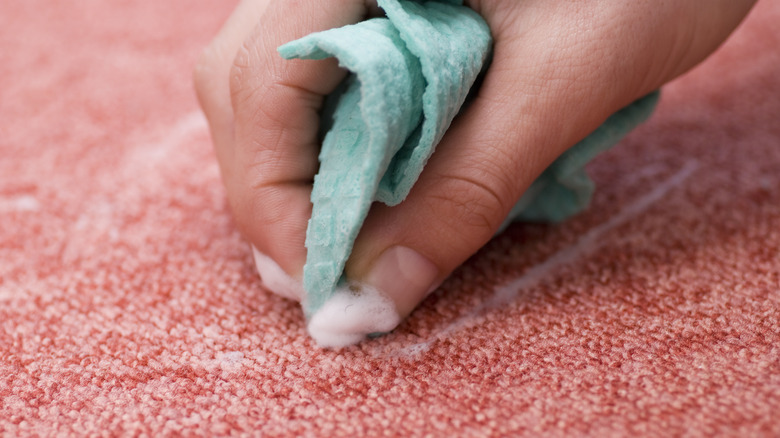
left=1, top=1, right=779, bottom=436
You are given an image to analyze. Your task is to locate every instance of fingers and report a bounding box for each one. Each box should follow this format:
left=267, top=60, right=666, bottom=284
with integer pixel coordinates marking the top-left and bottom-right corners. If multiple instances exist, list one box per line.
left=194, top=0, right=272, bottom=151
left=196, top=0, right=372, bottom=278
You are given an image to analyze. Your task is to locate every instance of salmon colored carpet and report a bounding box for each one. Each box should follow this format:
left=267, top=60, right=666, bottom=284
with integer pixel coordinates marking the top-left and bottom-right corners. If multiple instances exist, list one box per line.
left=2, top=1, right=779, bottom=436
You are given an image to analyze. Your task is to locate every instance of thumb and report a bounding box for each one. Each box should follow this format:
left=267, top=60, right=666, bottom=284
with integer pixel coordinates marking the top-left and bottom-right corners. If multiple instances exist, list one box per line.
left=344, top=16, right=642, bottom=319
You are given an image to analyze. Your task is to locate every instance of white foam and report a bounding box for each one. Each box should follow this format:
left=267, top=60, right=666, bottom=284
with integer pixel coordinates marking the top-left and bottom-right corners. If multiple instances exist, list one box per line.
left=307, top=283, right=402, bottom=348
left=251, top=246, right=304, bottom=301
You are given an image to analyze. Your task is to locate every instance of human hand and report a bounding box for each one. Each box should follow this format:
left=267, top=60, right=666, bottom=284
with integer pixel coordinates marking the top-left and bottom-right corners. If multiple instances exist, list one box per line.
left=194, top=0, right=755, bottom=334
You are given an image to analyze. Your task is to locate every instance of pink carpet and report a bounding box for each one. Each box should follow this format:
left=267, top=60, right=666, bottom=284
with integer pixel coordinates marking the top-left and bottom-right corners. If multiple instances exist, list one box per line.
left=2, top=1, right=779, bottom=436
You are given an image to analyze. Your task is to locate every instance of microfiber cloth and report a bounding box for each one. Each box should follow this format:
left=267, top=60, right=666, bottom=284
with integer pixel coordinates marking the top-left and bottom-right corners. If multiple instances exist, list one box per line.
left=279, top=0, right=659, bottom=318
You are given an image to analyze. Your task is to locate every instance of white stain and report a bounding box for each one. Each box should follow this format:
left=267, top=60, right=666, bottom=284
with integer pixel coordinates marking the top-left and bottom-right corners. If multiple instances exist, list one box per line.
left=388, top=160, right=700, bottom=358
left=218, top=351, right=245, bottom=366
left=0, top=195, right=40, bottom=213
left=126, top=111, right=208, bottom=168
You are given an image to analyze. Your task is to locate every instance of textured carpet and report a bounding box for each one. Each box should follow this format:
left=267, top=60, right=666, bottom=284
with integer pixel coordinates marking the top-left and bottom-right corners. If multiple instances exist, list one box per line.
left=1, top=1, right=779, bottom=436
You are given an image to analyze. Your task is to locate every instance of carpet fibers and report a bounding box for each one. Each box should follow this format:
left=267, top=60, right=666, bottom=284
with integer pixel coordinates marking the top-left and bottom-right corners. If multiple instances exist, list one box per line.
left=1, top=1, right=779, bottom=436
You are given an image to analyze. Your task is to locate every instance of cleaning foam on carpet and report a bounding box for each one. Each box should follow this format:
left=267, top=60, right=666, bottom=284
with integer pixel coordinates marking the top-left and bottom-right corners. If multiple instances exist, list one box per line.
left=306, top=283, right=402, bottom=348
left=277, top=0, right=658, bottom=346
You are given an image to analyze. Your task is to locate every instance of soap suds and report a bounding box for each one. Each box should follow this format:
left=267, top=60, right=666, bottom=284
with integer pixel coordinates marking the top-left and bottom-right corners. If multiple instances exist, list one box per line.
left=307, top=283, right=402, bottom=348
left=251, top=246, right=304, bottom=302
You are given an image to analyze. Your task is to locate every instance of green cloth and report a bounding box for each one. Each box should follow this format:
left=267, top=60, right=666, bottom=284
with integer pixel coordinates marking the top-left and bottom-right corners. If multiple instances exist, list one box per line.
left=501, top=91, right=659, bottom=228
left=279, top=0, right=658, bottom=316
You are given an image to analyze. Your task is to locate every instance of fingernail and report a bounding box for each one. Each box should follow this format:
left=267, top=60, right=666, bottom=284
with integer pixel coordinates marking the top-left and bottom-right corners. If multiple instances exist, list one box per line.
left=364, top=246, right=439, bottom=317
left=251, top=245, right=304, bottom=302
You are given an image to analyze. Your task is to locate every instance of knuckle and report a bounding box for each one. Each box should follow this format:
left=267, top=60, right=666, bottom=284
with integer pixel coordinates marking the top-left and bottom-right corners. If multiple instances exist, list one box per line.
left=430, top=169, right=514, bottom=244
left=229, top=42, right=263, bottom=107
left=249, top=186, right=287, bottom=227
left=229, top=184, right=286, bottom=241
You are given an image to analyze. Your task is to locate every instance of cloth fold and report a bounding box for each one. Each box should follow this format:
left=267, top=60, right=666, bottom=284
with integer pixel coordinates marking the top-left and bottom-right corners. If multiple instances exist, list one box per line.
left=280, top=0, right=492, bottom=315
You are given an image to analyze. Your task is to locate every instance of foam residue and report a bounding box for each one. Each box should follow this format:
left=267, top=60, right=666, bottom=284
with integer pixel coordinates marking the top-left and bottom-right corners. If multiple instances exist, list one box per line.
left=251, top=246, right=304, bottom=302
left=307, top=283, right=402, bottom=348
left=0, top=195, right=40, bottom=213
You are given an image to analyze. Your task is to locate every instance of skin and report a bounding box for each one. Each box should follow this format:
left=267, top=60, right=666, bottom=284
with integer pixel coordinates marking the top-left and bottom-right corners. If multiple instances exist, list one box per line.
left=194, top=0, right=756, bottom=318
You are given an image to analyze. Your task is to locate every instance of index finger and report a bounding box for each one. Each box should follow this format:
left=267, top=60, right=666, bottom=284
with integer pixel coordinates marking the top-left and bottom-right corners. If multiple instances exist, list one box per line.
left=227, top=0, right=372, bottom=275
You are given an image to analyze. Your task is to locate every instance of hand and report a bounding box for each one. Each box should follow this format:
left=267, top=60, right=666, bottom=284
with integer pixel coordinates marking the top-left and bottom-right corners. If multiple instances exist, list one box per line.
left=195, top=0, right=755, bottom=322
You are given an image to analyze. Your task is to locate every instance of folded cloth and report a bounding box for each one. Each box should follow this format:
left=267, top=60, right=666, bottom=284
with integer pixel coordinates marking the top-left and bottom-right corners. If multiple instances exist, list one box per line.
left=278, top=0, right=658, bottom=346
left=279, top=0, right=492, bottom=317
